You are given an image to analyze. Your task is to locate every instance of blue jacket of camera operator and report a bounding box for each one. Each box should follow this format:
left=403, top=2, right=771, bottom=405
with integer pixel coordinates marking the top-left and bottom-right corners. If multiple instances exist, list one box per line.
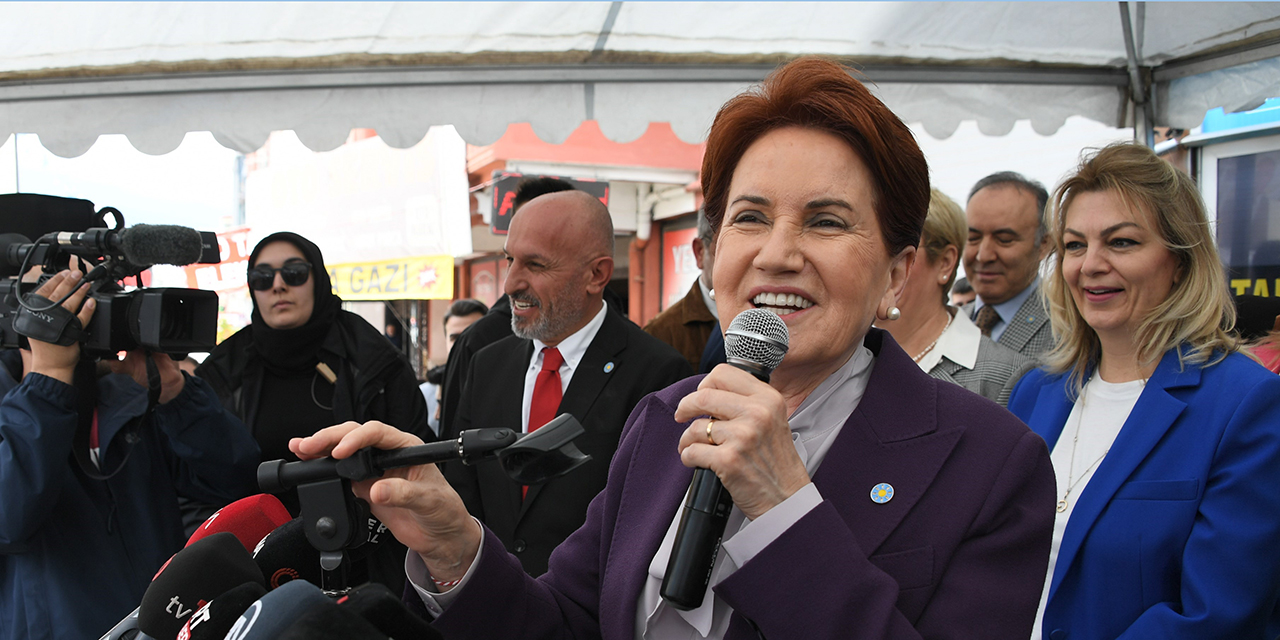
left=0, top=370, right=260, bottom=640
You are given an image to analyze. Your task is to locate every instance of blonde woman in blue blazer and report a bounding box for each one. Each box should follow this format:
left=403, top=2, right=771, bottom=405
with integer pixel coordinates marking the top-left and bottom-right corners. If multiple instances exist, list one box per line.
left=1010, top=142, right=1280, bottom=640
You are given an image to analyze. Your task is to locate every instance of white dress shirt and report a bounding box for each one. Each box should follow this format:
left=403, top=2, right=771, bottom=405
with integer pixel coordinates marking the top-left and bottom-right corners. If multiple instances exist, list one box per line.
left=520, top=303, right=607, bottom=433
left=915, top=309, right=981, bottom=374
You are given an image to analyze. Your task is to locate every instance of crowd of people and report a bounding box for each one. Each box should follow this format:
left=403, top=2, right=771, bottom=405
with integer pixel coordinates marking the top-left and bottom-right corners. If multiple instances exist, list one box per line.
left=3, top=55, right=1280, bottom=640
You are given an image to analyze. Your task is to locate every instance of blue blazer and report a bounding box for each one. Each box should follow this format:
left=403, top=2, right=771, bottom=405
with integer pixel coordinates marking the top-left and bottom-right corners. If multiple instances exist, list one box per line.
left=1009, top=348, right=1280, bottom=639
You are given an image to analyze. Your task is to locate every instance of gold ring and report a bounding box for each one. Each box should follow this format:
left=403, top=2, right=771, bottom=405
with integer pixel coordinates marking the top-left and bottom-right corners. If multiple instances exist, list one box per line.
left=706, top=419, right=716, bottom=444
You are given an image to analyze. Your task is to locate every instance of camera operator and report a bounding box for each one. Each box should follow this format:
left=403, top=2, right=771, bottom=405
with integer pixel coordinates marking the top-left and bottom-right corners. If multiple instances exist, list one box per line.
left=0, top=269, right=260, bottom=640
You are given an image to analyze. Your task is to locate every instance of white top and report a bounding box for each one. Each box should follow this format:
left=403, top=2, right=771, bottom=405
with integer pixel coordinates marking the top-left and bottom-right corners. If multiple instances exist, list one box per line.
left=519, top=304, right=608, bottom=433
left=916, top=308, right=980, bottom=373
left=1030, top=375, right=1145, bottom=640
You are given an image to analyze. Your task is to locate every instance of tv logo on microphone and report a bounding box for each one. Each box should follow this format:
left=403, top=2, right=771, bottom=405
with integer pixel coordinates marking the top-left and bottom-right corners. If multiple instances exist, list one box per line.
left=166, top=596, right=194, bottom=619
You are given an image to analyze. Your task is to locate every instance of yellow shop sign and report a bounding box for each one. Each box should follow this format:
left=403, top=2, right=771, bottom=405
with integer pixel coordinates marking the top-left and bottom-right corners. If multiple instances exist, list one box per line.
left=328, top=256, right=454, bottom=300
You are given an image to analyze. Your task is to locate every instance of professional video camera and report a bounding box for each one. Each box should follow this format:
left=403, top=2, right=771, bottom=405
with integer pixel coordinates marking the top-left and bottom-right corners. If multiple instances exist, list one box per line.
left=0, top=194, right=221, bottom=356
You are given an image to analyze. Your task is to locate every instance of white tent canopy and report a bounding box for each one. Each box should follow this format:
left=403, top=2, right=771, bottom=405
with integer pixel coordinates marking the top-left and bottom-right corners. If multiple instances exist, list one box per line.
left=2, top=1, right=1278, bottom=157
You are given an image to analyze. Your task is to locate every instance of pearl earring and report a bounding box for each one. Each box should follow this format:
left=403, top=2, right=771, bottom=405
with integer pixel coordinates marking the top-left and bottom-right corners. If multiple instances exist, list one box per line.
left=708, top=288, right=715, bottom=300
left=887, top=307, right=901, bottom=321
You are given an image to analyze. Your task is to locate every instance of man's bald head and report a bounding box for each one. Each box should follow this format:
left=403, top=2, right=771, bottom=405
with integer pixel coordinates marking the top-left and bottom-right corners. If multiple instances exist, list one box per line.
left=515, top=190, right=614, bottom=261
left=504, top=190, right=616, bottom=346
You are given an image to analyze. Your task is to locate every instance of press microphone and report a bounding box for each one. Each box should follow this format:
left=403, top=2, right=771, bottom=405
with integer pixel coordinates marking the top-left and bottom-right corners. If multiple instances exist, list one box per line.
left=253, top=516, right=390, bottom=590
left=97, top=607, right=141, bottom=640
left=337, top=582, right=443, bottom=640
left=186, top=494, right=292, bottom=552
left=136, top=532, right=265, bottom=640
left=176, top=581, right=267, bottom=640
left=279, top=602, right=391, bottom=640
left=54, top=224, right=205, bottom=266
left=660, top=308, right=789, bottom=611
left=223, top=579, right=335, bottom=640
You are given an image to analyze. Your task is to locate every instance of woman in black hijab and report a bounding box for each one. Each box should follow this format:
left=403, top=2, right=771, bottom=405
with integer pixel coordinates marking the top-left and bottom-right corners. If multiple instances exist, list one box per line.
left=197, top=231, right=429, bottom=592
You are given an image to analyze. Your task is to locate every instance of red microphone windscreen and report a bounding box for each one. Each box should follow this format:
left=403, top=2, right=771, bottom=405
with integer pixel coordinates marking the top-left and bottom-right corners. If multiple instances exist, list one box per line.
left=187, top=494, right=291, bottom=552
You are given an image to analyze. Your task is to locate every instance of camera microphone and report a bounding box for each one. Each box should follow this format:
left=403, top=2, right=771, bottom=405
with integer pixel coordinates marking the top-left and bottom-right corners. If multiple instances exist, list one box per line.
left=54, top=224, right=205, bottom=267
left=660, top=308, right=788, bottom=611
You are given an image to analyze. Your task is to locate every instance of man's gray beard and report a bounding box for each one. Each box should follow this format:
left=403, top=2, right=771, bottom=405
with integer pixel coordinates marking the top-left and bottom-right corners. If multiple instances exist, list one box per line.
left=510, top=291, right=587, bottom=344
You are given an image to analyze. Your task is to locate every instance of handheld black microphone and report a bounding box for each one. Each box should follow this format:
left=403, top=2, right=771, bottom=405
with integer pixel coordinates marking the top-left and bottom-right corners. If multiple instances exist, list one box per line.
left=660, top=308, right=789, bottom=611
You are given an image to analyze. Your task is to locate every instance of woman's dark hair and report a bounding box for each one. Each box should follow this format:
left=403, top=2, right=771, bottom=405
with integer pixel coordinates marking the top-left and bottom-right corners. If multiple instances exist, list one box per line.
left=701, top=57, right=930, bottom=256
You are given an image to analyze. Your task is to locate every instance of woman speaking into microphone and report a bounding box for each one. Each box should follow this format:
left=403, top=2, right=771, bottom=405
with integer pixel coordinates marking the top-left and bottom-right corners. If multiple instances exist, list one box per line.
left=294, top=57, right=1056, bottom=639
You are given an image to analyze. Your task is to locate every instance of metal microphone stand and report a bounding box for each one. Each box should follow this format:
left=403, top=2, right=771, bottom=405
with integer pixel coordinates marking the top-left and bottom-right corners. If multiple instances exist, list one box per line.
left=257, top=414, right=591, bottom=594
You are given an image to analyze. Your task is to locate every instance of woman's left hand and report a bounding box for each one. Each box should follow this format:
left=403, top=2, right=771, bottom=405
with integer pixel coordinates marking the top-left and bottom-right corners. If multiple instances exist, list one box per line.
left=674, top=364, right=811, bottom=520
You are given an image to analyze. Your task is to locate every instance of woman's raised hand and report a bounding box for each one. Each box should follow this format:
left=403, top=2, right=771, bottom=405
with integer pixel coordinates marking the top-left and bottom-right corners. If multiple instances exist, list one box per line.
left=291, top=421, right=482, bottom=583
left=674, top=365, right=811, bottom=520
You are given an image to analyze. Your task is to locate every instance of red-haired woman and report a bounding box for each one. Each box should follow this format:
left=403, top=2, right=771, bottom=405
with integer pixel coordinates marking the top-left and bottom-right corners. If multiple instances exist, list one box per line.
left=295, top=58, right=1056, bottom=640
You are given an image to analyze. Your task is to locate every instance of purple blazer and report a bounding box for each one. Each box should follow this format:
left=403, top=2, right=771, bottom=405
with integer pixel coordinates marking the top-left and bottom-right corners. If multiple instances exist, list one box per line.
left=428, top=329, right=1055, bottom=639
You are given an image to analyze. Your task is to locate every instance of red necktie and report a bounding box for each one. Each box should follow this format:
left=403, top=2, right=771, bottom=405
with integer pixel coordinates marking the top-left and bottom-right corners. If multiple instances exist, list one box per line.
left=525, top=347, right=563, bottom=498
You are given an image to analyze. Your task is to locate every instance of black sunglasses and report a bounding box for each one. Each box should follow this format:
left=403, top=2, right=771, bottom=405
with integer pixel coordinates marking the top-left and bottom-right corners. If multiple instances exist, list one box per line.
left=247, top=261, right=312, bottom=291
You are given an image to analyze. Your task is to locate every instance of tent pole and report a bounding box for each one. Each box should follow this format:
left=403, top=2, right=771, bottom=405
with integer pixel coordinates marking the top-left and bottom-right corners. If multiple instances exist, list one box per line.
left=1120, top=2, right=1156, bottom=147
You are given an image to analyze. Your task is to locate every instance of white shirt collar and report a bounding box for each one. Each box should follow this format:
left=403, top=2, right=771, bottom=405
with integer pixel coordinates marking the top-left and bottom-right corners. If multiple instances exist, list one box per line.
left=529, top=302, right=607, bottom=374
left=975, top=277, right=1039, bottom=324
left=522, top=303, right=609, bottom=433
left=917, top=308, right=981, bottom=372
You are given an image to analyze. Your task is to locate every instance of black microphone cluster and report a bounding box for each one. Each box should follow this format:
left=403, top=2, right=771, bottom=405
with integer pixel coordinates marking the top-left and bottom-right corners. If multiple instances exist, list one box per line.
left=99, top=497, right=440, bottom=640
left=99, top=419, right=597, bottom=639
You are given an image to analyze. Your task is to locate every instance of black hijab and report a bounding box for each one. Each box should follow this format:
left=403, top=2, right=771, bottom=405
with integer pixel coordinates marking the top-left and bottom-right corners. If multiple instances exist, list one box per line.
left=247, top=232, right=342, bottom=373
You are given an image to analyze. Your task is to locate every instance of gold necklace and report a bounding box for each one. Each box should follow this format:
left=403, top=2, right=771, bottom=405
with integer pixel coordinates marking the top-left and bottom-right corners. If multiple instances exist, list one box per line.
left=912, top=311, right=955, bottom=363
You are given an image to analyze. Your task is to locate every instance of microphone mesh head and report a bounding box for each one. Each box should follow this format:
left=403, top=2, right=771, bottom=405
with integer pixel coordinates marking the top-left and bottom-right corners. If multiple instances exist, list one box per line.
left=120, top=224, right=204, bottom=266
left=724, top=309, right=789, bottom=371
